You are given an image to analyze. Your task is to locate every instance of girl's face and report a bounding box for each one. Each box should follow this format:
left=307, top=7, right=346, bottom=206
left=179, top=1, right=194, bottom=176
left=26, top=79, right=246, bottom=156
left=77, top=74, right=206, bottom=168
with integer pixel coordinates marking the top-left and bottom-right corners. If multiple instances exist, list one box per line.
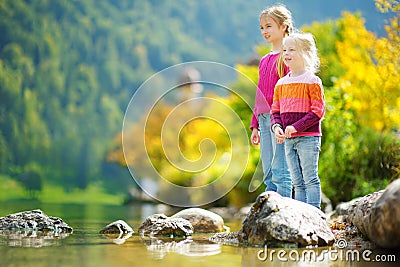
left=259, top=15, right=286, bottom=45
left=282, top=37, right=305, bottom=72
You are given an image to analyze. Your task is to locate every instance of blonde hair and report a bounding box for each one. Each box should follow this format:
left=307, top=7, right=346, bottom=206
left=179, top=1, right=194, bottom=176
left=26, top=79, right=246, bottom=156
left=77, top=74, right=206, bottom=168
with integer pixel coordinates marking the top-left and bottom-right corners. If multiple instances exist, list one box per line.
left=260, top=4, right=294, bottom=78
left=284, top=32, right=320, bottom=74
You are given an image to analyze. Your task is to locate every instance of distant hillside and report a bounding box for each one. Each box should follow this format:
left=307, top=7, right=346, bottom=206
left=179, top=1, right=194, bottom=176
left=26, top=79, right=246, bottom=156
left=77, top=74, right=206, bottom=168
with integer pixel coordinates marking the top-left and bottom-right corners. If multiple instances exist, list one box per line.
left=139, top=0, right=391, bottom=65
left=277, top=0, right=390, bottom=35
left=177, top=0, right=391, bottom=64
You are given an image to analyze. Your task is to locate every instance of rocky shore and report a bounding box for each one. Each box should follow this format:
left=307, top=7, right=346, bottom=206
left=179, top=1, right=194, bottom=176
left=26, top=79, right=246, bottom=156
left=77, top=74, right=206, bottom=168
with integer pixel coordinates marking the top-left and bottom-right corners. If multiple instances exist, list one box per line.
left=1, top=179, right=399, bottom=250
left=328, top=178, right=400, bottom=249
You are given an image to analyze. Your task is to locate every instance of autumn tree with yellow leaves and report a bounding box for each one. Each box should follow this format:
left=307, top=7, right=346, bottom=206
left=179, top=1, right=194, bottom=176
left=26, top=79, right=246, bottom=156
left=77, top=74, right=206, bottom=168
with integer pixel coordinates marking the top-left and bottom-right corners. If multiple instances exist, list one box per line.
left=335, top=9, right=399, bottom=132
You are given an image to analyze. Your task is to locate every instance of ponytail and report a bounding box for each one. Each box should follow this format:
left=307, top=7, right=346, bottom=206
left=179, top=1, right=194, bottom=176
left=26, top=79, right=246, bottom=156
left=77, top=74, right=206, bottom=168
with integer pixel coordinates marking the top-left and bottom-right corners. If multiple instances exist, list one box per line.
left=277, top=52, right=286, bottom=78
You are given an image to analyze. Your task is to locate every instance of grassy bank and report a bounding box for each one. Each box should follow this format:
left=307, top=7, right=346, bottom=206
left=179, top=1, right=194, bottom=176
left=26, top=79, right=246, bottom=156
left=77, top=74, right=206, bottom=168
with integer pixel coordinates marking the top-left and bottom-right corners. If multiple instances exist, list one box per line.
left=0, top=175, right=124, bottom=205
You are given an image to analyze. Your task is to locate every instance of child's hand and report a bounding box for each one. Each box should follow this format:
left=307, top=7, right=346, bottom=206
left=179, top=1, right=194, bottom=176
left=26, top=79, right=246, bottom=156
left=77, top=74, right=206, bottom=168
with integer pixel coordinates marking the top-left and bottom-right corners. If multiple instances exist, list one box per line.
left=274, top=126, right=285, bottom=144
left=250, top=128, right=260, bottom=145
left=285, top=126, right=297, bottom=138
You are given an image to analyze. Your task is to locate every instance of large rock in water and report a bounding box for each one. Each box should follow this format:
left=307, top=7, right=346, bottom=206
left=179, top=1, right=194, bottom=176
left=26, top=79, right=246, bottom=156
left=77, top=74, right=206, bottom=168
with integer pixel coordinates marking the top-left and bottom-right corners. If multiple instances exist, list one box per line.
left=211, top=191, right=335, bottom=247
left=0, top=209, right=73, bottom=247
left=347, top=179, right=400, bottom=248
left=0, top=209, right=72, bottom=233
left=346, top=190, right=384, bottom=235
left=171, top=208, right=227, bottom=233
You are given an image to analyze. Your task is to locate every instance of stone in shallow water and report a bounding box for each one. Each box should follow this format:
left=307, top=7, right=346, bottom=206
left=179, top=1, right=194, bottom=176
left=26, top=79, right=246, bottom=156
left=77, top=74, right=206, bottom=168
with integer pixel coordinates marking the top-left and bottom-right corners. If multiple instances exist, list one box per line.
left=99, top=220, right=134, bottom=245
left=0, top=209, right=73, bottom=233
left=138, top=214, right=193, bottom=237
left=100, top=220, right=133, bottom=234
left=171, top=207, right=228, bottom=233
left=0, top=209, right=73, bottom=247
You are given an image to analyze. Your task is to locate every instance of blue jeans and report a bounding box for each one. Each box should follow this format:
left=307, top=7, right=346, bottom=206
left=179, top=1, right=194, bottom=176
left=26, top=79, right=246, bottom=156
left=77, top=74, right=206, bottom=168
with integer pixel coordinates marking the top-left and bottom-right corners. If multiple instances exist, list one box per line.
left=284, top=136, right=321, bottom=208
left=258, top=114, right=292, bottom=197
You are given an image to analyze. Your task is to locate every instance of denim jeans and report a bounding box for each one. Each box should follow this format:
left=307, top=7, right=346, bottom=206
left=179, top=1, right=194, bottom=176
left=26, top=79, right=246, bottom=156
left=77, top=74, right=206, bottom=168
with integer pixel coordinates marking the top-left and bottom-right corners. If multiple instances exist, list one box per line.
left=258, top=114, right=292, bottom=197
left=284, top=136, right=321, bottom=208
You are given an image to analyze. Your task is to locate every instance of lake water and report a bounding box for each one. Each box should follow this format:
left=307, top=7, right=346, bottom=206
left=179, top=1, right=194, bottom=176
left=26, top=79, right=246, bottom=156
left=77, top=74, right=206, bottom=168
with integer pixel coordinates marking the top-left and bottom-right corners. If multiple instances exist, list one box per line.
left=0, top=201, right=398, bottom=267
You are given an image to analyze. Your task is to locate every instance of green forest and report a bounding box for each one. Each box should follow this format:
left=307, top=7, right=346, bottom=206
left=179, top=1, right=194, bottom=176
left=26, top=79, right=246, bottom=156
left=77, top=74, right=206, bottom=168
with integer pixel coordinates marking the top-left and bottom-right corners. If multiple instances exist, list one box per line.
left=0, top=0, right=398, bottom=206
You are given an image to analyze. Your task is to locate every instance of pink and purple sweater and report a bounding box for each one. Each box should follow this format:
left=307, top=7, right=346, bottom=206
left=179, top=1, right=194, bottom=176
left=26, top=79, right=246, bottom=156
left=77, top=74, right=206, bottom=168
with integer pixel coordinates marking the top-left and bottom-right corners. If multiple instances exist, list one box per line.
left=250, top=52, right=289, bottom=130
left=271, top=71, right=326, bottom=137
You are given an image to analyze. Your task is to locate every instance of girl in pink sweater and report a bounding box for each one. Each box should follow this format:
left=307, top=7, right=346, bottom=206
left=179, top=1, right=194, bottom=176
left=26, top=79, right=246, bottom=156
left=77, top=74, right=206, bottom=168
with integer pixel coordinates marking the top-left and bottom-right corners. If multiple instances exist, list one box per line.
left=250, top=5, right=293, bottom=197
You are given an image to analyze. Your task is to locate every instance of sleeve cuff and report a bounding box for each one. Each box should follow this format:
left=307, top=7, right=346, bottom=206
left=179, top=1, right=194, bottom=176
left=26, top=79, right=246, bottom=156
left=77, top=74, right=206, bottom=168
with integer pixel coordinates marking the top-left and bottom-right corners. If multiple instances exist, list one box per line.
left=272, top=124, right=282, bottom=132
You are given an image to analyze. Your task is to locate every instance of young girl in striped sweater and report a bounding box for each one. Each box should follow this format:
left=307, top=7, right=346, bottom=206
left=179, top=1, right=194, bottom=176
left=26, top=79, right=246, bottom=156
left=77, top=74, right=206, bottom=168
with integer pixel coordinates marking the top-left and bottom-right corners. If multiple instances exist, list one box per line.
left=271, top=32, right=326, bottom=208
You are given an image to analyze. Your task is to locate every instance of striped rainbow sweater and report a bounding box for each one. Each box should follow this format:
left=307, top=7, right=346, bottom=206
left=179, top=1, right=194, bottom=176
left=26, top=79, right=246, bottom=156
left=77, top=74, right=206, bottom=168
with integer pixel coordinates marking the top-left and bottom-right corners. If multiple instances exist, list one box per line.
left=270, top=71, right=325, bottom=137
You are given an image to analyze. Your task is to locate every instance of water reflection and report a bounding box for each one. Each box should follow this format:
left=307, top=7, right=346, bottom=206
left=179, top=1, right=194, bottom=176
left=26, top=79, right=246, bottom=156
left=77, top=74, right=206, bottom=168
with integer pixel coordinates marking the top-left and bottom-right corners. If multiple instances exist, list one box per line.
left=101, top=231, right=134, bottom=245
left=141, top=236, right=222, bottom=259
left=0, top=229, right=71, bottom=248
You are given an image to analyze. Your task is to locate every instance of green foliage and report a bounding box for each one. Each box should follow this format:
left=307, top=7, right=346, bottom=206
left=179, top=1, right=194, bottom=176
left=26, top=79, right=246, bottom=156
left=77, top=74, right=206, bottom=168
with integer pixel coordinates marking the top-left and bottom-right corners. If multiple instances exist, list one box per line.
left=0, top=0, right=266, bottom=200
left=10, top=162, right=44, bottom=199
left=0, top=175, right=28, bottom=201
left=0, top=0, right=148, bottom=194
left=38, top=182, right=124, bottom=205
left=319, top=87, right=399, bottom=204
